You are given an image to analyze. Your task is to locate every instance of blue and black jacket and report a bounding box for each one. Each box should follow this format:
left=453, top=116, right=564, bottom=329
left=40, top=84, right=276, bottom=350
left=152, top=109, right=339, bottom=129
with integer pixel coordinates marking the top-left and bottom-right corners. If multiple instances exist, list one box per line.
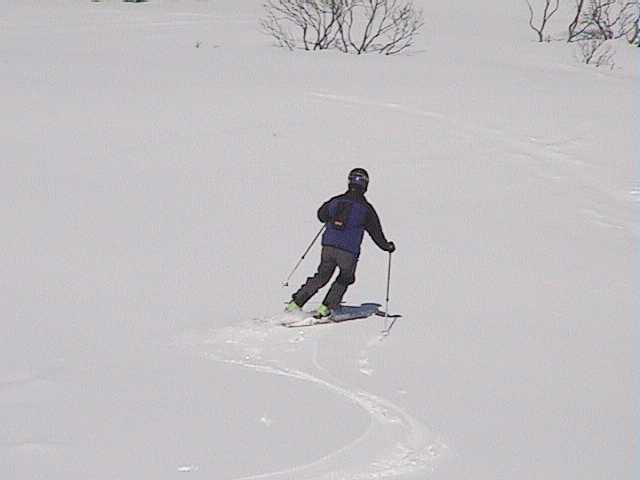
left=318, top=188, right=389, bottom=258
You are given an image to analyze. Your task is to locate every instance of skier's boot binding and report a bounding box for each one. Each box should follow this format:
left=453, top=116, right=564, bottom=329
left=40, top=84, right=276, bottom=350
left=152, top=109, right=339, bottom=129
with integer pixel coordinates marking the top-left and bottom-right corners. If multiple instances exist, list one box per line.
left=285, top=301, right=301, bottom=313
left=314, top=304, right=331, bottom=319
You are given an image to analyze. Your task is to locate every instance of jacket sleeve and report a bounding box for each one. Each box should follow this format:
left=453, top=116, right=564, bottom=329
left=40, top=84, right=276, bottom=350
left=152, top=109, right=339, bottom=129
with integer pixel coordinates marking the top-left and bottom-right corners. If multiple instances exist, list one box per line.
left=317, top=197, right=335, bottom=223
left=365, top=204, right=389, bottom=250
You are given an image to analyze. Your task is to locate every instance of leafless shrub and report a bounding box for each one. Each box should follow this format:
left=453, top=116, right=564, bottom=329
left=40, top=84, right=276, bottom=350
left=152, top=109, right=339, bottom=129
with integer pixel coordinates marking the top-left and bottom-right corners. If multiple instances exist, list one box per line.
left=526, top=0, right=561, bottom=42
left=576, top=38, right=616, bottom=66
left=568, top=0, right=640, bottom=41
left=262, top=0, right=346, bottom=51
left=337, top=0, right=424, bottom=54
left=261, top=0, right=424, bottom=55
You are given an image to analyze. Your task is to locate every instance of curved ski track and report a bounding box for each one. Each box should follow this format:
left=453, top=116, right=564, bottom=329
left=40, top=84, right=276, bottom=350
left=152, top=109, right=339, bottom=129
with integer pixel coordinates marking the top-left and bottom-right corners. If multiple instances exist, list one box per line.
left=181, top=317, right=450, bottom=480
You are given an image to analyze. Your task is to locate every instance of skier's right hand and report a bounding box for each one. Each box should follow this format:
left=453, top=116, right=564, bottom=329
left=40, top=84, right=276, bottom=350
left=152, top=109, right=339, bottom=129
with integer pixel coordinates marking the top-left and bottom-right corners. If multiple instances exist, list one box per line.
left=384, top=241, right=396, bottom=253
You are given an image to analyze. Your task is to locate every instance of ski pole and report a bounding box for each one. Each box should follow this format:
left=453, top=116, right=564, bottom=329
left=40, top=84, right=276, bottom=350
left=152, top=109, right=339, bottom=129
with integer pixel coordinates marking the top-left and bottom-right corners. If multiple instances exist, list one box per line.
left=282, top=225, right=326, bottom=287
left=384, top=251, right=392, bottom=330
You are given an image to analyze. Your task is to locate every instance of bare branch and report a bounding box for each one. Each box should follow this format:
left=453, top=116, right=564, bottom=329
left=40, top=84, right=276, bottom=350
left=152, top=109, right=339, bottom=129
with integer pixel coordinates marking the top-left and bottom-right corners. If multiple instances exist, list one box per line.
left=526, top=0, right=560, bottom=42
left=568, top=0, right=588, bottom=41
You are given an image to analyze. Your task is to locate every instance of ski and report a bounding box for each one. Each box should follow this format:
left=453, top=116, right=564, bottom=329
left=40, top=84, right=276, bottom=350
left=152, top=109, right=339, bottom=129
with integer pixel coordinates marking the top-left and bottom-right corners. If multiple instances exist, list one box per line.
left=281, top=303, right=401, bottom=328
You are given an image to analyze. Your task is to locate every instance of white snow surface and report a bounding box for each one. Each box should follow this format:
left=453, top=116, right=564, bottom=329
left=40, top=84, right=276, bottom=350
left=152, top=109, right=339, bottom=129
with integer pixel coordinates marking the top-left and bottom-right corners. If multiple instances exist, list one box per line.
left=1, top=1, right=638, bottom=479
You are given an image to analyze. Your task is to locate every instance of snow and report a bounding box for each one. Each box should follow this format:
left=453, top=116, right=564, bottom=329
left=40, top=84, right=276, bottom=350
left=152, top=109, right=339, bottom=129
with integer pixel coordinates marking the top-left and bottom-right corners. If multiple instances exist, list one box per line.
left=1, top=0, right=638, bottom=479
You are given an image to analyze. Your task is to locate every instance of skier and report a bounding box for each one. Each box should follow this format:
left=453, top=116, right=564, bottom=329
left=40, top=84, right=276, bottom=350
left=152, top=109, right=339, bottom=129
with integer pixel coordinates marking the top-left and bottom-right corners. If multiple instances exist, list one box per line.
left=285, top=168, right=395, bottom=318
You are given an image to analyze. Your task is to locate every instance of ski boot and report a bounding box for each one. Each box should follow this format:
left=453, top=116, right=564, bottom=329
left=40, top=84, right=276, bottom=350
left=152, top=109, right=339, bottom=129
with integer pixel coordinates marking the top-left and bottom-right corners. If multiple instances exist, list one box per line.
left=285, top=300, right=301, bottom=313
left=313, top=304, right=331, bottom=320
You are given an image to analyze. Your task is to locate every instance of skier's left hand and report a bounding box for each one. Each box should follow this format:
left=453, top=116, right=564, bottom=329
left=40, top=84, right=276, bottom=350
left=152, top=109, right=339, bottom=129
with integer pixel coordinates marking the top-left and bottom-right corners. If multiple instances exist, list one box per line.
left=385, top=241, right=396, bottom=253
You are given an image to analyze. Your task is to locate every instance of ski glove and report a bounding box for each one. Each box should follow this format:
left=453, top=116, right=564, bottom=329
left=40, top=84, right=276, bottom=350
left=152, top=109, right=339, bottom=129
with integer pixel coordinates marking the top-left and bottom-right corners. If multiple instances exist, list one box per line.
left=384, top=241, right=396, bottom=253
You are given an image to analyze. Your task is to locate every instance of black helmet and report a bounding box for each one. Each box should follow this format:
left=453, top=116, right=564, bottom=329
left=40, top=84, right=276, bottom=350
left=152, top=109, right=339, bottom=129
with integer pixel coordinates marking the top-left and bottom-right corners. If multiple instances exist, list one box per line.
left=348, top=168, right=369, bottom=192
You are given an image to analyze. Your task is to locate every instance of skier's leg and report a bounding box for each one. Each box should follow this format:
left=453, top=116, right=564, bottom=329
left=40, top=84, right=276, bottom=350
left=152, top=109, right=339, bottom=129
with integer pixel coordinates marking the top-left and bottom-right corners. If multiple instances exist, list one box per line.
left=323, top=250, right=357, bottom=309
left=292, top=247, right=337, bottom=307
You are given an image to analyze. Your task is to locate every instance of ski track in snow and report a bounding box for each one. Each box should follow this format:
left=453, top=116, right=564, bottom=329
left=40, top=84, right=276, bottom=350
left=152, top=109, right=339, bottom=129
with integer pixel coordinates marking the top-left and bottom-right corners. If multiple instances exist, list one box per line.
left=308, top=92, right=635, bottom=235
left=177, top=317, right=450, bottom=480
left=0, top=365, right=63, bottom=390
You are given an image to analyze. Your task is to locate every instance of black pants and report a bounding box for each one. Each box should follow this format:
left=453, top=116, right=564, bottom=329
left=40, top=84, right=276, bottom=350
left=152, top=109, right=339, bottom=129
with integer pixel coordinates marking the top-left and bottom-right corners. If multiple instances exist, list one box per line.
left=292, top=246, right=358, bottom=309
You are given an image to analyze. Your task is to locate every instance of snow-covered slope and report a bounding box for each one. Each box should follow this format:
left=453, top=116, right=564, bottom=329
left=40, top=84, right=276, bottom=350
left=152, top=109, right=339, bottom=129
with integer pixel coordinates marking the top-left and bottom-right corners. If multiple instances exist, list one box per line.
left=2, top=1, right=637, bottom=479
